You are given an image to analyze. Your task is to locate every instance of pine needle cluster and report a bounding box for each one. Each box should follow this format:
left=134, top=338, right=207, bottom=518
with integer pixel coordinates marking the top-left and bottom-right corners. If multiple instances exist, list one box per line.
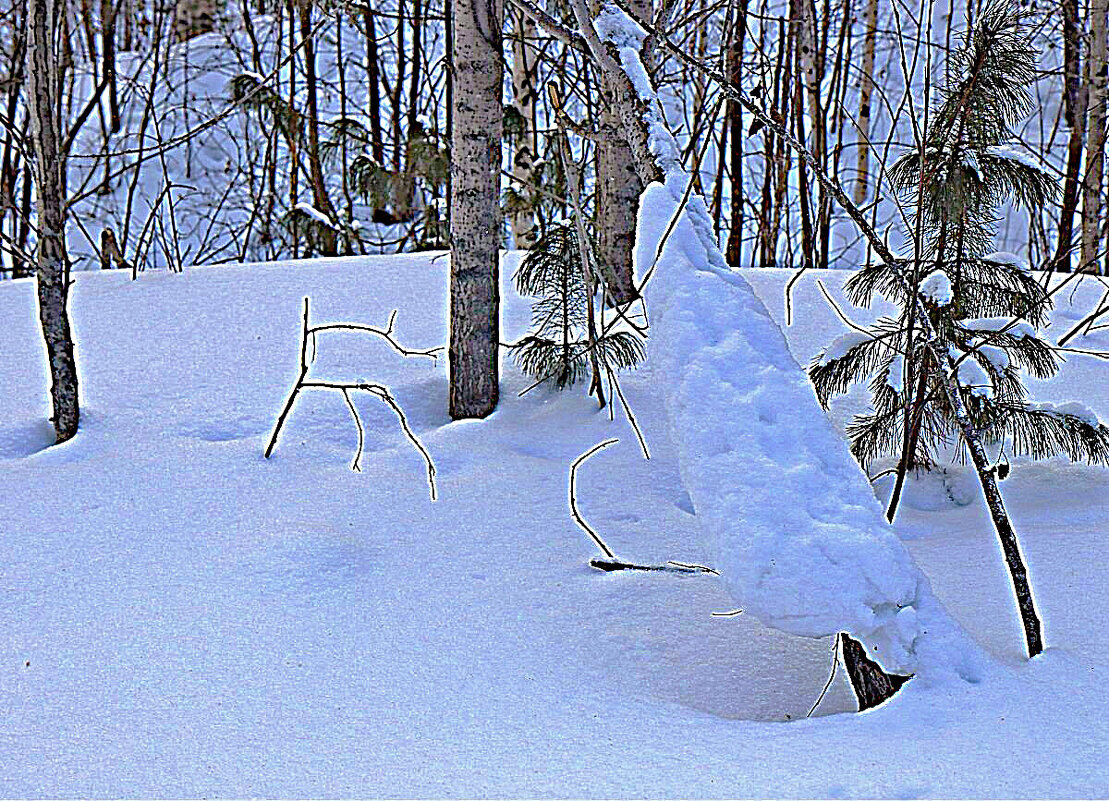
left=510, top=221, right=644, bottom=390
left=810, top=1, right=1109, bottom=475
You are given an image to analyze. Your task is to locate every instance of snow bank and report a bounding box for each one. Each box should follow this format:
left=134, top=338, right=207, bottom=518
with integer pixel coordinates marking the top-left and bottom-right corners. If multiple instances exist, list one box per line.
left=640, top=184, right=978, bottom=677
left=601, top=3, right=981, bottom=678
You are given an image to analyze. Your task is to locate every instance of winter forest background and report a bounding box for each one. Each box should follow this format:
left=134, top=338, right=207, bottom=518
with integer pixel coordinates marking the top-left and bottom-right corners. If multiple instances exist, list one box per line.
left=3, top=0, right=1109, bottom=795
left=0, top=0, right=1103, bottom=275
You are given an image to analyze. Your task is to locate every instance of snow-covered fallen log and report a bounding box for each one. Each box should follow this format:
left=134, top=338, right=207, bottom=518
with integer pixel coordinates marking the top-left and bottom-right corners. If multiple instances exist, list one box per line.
left=588, top=2, right=983, bottom=683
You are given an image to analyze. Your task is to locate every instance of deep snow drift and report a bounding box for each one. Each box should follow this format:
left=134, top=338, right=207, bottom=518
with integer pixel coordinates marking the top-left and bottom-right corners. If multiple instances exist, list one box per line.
left=1, top=256, right=1107, bottom=797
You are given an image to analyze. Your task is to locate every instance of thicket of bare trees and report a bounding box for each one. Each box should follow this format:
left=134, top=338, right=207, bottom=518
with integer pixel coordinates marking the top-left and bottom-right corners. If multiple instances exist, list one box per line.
left=3, top=0, right=1107, bottom=281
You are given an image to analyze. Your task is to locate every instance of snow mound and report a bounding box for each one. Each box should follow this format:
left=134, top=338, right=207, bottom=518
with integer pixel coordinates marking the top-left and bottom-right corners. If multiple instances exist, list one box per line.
left=641, top=183, right=979, bottom=678
left=602, top=1, right=980, bottom=679
left=921, top=270, right=953, bottom=305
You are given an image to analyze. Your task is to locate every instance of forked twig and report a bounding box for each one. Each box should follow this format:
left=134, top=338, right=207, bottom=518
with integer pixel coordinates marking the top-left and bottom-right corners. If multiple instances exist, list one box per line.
left=265, top=298, right=439, bottom=501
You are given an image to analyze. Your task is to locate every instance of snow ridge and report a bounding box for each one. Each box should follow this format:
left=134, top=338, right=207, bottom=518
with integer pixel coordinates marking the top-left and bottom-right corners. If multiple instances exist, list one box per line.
left=603, top=3, right=981, bottom=679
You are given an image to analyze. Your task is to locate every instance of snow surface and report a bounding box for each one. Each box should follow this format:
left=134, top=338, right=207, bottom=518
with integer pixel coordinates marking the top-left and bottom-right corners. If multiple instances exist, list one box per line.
left=1, top=259, right=1108, bottom=797
left=818, top=331, right=872, bottom=366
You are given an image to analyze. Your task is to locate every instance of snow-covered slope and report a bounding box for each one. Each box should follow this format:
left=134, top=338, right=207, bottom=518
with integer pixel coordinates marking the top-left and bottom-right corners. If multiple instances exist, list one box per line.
left=1, top=257, right=1107, bottom=797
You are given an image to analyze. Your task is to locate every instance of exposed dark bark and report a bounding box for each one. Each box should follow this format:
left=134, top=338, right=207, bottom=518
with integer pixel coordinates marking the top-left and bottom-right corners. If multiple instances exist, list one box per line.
left=363, top=4, right=385, bottom=164
left=840, top=634, right=912, bottom=710
left=724, top=0, right=747, bottom=268
left=1053, top=83, right=1087, bottom=271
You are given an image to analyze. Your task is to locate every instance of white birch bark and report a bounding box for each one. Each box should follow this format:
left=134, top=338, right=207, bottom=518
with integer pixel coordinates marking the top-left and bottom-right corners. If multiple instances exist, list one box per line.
left=594, top=0, right=651, bottom=304
left=510, top=8, right=537, bottom=248
left=449, top=0, right=504, bottom=418
left=853, top=0, right=879, bottom=205
left=1082, top=0, right=1108, bottom=273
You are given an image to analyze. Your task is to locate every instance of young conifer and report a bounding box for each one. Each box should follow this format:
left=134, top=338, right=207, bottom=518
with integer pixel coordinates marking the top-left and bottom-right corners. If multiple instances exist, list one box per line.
left=809, top=1, right=1109, bottom=521
left=510, top=221, right=644, bottom=391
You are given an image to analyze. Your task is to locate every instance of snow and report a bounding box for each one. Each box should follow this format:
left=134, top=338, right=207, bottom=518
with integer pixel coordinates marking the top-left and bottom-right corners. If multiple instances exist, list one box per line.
left=950, top=346, right=994, bottom=397
left=887, top=354, right=906, bottom=392
left=978, top=344, right=1011, bottom=371
left=640, top=181, right=977, bottom=678
left=605, top=2, right=977, bottom=679
left=293, top=202, right=337, bottom=229
left=984, top=250, right=1032, bottom=272
left=817, top=330, right=871, bottom=365
left=987, top=144, right=1050, bottom=174
left=1031, top=400, right=1103, bottom=428
left=921, top=270, right=953, bottom=305
left=1, top=259, right=1108, bottom=796
left=961, top=316, right=1038, bottom=339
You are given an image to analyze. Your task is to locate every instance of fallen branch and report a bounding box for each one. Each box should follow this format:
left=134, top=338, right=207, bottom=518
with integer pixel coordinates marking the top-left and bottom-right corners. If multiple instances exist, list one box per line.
left=264, top=298, right=439, bottom=501
left=570, top=438, right=717, bottom=574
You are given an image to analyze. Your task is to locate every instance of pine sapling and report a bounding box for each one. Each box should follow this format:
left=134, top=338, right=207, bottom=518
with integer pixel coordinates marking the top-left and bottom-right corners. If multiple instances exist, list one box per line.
left=809, top=1, right=1109, bottom=658
left=509, top=221, right=644, bottom=393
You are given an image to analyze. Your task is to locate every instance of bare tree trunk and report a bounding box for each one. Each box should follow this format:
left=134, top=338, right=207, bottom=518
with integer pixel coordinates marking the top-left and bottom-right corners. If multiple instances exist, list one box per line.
left=392, top=0, right=408, bottom=173
left=724, top=0, right=748, bottom=268
left=853, top=0, right=878, bottom=205
left=298, top=0, right=338, bottom=256
left=1082, top=0, right=1107, bottom=273
left=363, top=4, right=385, bottom=165
left=449, top=0, right=503, bottom=419
left=1053, top=0, right=1085, bottom=272
left=510, top=8, right=537, bottom=248
left=1055, top=85, right=1087, bottom=271
left=102, top=0, right=120, bottom=133
left=174, top=0, right=220, bottom=41
left=594, top=0, right=651, bottom=304
left=27, top=0, right=79, bottom=442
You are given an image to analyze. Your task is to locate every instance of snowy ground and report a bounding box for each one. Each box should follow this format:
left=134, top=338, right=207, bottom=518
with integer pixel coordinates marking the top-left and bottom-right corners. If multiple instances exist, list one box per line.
left=1, top=256, right=1107, bottom=797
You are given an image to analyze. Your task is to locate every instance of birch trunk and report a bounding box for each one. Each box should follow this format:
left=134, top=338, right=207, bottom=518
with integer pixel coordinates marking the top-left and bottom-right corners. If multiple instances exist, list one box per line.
left=449, top=0, right=503, bottom=419
left=27, top=0, right=79, bottom=442
left=853, top=0, right=878, bottom=205
left=1082, top=0, right=1107, bottom=274
left=594, top=0, right=651, bottom=304
left=510, top=8, right=537, bottom=248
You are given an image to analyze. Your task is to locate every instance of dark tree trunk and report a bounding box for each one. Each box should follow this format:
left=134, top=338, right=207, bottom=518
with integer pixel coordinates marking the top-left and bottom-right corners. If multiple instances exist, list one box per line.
left=1053, top=0, right=1086, bottom=271
left=27, top=0, right=79, bottom=442
left=840, top=634, right=912, bottom=710
left=724, top=0, right=747, bottom=268
left=363, top=4, right=385, bottom=164
left=448, top=0, right=503, bottom=419
left=298, top=0, right=338, bottom=256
